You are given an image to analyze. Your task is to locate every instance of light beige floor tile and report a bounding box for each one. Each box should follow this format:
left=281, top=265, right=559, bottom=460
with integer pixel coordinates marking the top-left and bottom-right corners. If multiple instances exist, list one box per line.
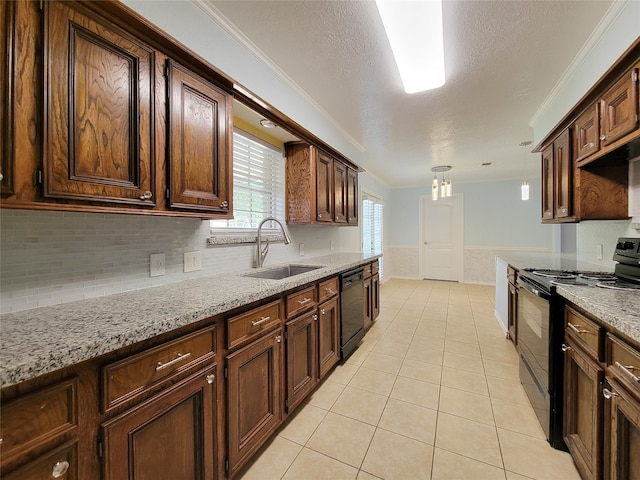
left=445, top=330, right=479, bottom=345
left=331, top=386, right=388, bottom=426
left=405, top=345, right=444, bottom=366
left=483, top=358, right=520, bottom=381
left=241, top=436, right=303, bottom=480
left=411, top=334, right=445, bottom=348
left=380, top=330, right=413, bottom=345
left=307, top=380, right=345, bottom=410
left=443, top=351, right=485, bottom=374
left=498, top=428, right=581, bottom=479
left=348, top=367, right=397, bottom=396
left=282, top=447, right=358, bottom=480
left=491, top=398, right=546, bottom=439
left=505, top=471, right=535, bottom=479
left=370, top=339, right=410, bottom=358
left=431, top=447, right=506, bottom=480
left=440, top=366, right=489, bottom=396
left=439, top=385, right=495, bottom=425
left=327, top=363, right=360, bottom=385
left=360, top=428, right=433, bottom=480
left=435, top=412, right=502, bottom=467
left=306, top=412, right=376, bottom=468
left=486, top=376, right=531, bottom=406
left=399, top=358, right=442, bottom=384
left=478, top=333, right=511, bottom=348
left=357, top=335, right=378, bottom=352
left=361, top=352, right=404, bottom=374
left=397, top=308, right=423, bottom=318
left=378, top=398, right=437, bottom=445
left=444, top=339, right=482, bottom=358
left=278, top=403, right=328, bottom=445
left=481, top=345, right=519, bottom=364
left=356, top=470, right=382, bottom=480
left=390, top=376, right=440, bottom=410
left=344, top=346, right=370, bottom=366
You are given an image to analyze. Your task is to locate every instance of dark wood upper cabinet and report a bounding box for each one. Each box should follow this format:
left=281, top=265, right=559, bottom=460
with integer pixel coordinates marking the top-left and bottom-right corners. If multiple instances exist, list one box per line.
left=43, top=1, right=156, bottom=206
left=574, top=103, right=601, bottom=164
left=0, top=1, right=15, bottom=197
left=347, top=167, right=358, bottom=225
left=541, top=145, right=554, bottom=221
left=316, top=151, right=333, bottom=222
left=167, top=60, right=231, bottom=214
left=600, top=69, right=638, bottom=146
left=333, top=160, right=347, bottom=223
left=554, top=129, right=572, bottom=219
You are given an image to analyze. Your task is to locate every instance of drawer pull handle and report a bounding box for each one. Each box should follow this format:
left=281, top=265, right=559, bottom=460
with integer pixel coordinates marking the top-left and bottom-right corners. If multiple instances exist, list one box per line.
left=52, top=460, right=70, bottom=478
left=325, top=287, right=336, bottom=295
left=156, top=352, right=191, bottom=371
left=251, top=316, right=271, bottom=327
left=298, top=297, right=312, bottom=305
left=615, top=362, right=640, bottom=383
left=561, top=343, right=572, bottom=352
left=567, top=322, right=589, bottom=334
left=603, top=388, right=618, bottom=400
left=585, top=142, right=595, bottom=148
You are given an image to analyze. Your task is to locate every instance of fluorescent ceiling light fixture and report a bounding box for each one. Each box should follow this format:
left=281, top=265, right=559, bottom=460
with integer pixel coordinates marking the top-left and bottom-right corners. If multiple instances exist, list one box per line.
left=376, top=0, right=445, bottom=93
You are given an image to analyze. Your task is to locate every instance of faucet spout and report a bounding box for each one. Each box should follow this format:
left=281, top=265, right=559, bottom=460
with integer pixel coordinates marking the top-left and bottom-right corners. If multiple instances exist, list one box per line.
left=256, top=217, right=291, bottom=268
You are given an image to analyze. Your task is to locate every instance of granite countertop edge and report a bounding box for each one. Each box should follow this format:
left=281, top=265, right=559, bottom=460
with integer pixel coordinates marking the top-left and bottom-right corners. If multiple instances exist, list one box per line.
left=0, top=253, right=381, bottom=388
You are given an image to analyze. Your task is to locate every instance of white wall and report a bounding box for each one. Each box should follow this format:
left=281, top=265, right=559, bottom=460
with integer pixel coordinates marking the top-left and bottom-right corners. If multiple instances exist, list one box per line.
left=387, top=178, right=554, bottom=283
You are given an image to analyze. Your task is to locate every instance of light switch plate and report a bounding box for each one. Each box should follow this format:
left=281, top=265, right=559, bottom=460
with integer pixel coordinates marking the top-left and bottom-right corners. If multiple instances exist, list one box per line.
left=184, top=251, right=202, bottom=272
left=150, top=253, right=165, bottom=277
left=299, top=243, right=305, bottom=256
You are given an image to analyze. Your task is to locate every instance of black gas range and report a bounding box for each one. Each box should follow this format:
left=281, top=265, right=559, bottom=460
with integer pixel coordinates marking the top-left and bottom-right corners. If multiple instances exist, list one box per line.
left=516, top=237, right=640, bottom=451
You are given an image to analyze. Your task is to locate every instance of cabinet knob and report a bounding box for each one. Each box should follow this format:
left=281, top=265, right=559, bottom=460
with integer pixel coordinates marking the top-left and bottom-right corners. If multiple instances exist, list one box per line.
left=320, top=309, right=326, bottom=315
left=0, top=173, right=3, bottom=182
left=52, top=460, right=70, bottom=478
left=318, top=214, right=323, bottom=219
left=206, top=374, right=215, bottom=384
left=600, top=135, right=606, bottom=141
left=313, top=314, right=318, bottom=320
left=220, top=200, right=228, bottom=208
left=602, top=388, right=618, bottom=400
left=561, top=343, right=572, bottom=352
left=275, top=335, right=282, bottom=343
left=139, top=190, right=153, bottom=201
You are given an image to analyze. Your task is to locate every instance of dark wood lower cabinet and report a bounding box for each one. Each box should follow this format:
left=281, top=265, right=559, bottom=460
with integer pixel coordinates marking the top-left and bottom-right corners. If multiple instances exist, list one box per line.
left=101, top=366, right=217, bottom=480
left=318, top=297, right=340, bottom=379
left=605, top=379, right=640, bottom=480
left=363, top=276, right=372, bottom=330
left=226, top=330, right=283, bottom=477
left=563, top=338, right=603, bottom=480
left=285, top=311, right=318, bottom=413
left=372, top=273, right=380, bottom=320
left=4, top=441, right=77, bottom=480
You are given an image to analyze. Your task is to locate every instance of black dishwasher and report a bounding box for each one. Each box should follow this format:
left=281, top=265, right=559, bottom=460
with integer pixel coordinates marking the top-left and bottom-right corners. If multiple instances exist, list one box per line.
left=340, top=267, right=365, bottom=360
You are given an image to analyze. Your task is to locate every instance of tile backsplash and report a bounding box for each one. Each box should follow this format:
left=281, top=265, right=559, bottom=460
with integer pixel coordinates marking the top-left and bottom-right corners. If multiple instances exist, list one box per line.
left=0, top=209, right=342, bottom=313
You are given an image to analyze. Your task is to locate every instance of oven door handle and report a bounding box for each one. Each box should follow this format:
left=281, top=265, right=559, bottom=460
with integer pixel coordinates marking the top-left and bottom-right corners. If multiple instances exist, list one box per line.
left=518, top=276, right=551, bottom=301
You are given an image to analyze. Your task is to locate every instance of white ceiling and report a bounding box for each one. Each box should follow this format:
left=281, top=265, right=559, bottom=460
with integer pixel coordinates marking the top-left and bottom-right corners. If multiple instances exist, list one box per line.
left=211, top=0, right=614, bottom=187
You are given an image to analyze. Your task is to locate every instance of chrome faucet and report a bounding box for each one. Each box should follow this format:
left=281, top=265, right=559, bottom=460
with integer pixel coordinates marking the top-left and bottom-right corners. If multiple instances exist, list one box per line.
left=256, top=217, right=291, bottom=268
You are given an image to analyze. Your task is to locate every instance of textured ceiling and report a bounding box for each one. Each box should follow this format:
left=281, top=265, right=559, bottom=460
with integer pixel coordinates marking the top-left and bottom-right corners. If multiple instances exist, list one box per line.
left=211, top=0, right=614, bottom=187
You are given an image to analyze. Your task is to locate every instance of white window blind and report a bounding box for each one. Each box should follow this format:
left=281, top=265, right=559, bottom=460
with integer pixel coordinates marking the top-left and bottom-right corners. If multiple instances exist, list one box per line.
left=362, top=191, right=384, bottom=279
left=211, top=129, right=284, bottom=229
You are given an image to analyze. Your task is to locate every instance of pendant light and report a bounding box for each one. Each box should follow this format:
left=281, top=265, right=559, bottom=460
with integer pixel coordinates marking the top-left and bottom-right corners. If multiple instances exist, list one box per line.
left=519, top=141, right=531, bottom=201
left=431, top=165, right=452, bottom=200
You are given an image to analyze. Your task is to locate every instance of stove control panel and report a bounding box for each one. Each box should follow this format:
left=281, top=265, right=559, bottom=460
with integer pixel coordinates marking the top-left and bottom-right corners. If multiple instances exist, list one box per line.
left=613, top=237, right=640, bottom=265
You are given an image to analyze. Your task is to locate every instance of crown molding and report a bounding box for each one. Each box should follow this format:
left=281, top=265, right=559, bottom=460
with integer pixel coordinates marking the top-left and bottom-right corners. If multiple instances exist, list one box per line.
left=193, top=0, right=366, bottom=153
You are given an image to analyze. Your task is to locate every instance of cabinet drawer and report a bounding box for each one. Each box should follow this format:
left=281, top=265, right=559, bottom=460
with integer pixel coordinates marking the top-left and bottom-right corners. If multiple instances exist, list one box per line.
left=286, top=287, right=317, bottom=319
left=565, top=307, right=602, bottom=361
left=607, top=333, right=640, bottom=399
left=3, top=440, right=77, bottom=480
left=228, top=300, right=282, bottom=350
left=318, top=277, right=339, bottom=303
left=371, top=260, right=379, bottom=276
left=1, top=379, right=77, bottom=465
left=103, top=327, right=216, bottom=411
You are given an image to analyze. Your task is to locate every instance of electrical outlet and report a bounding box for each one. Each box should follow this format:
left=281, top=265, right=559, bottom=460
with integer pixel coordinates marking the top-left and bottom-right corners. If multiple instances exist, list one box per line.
left=597, top=244, right=603, bottom=260
left=184, top=251, right=202, bottom=273
left=330, top=240, right=335, bottom=251
left=299, top=243, right=305, bottom=256
left=150, top=253, right=165, bottom=277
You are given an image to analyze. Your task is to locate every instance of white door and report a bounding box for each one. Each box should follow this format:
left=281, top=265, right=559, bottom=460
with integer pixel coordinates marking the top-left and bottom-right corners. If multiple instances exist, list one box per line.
left=420, top=194, right=463, bottom=281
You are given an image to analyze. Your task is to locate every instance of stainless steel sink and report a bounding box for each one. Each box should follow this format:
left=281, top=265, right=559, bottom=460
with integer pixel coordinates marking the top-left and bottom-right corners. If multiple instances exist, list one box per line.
left=243, top=264, right=323, bottom=280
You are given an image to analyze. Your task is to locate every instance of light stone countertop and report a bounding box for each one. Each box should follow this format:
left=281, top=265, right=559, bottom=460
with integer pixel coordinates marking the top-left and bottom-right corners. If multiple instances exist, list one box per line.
left=0, top=253, right=380, bottom=388
left=497, top=252, right=640, bottom=345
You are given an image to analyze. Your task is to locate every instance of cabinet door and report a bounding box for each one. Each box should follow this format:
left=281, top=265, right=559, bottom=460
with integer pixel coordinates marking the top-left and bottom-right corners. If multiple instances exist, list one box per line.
left=347, top=167, right=358, bottom=225
left=372, top=273, right=380, bottom=320
left=563, top=340, right=603, bottom=480
left=605, top=379, right=640, bottom=480
left=4, top=441, right=77, bottom=480
left=102, top=366, right=217, bottom=480
left=507, top=282, right=517, bottom=345
left=333, top=160, right=347, bottom=223
left=363, top=277, right=372, bottom=331
left=43, top=2, right=155, bottom=206
left=554, top=130, right=572, bottom=219
left=0, top=1, right=14, bottom=196
left=285, top=311, right=318, bottom=413
left=318, top=297, right=340, bottom=379
left=574, top=104, right=600, bottom=164
left=541, top=145, right=554, bottom=220
left=167, top=60, right=231, bottom=214
left=316, top=151, right=333, bottom=222
left=600, top=69, right=638, bottom=146
left=227, top=330, right=283, bottom=477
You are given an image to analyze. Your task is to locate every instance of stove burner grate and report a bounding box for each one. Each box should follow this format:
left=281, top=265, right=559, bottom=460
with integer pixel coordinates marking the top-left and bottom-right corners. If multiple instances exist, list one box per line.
left=531, top=270, right=577, bottom=279
left=596, top=281, right=640, bottom=291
